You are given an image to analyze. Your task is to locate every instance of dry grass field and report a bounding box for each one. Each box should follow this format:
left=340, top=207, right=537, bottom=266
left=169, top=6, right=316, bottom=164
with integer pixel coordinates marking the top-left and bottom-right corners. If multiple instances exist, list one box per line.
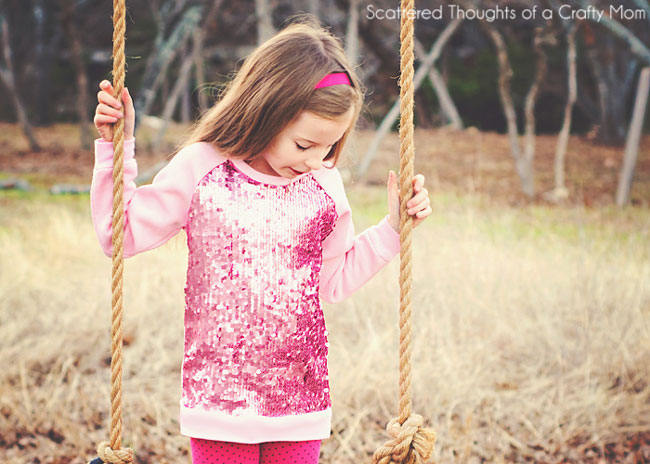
left=1, top=123, right=649, bottom=463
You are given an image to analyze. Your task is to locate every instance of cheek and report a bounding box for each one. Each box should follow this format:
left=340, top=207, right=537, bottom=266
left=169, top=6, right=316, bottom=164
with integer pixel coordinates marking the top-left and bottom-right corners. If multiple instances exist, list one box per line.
left=265, top=151, right=286, bottom=168
left=274, top=141, right=298, bottom=164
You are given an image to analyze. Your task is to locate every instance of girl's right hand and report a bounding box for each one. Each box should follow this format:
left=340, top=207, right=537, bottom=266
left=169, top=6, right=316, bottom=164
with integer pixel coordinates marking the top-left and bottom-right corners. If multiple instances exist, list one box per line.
left=94, top=80, right=135, bottom=142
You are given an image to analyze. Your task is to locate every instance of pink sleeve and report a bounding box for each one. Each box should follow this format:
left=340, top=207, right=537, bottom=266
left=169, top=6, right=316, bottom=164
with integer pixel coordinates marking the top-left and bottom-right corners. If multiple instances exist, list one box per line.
left=90, top=138, right=221, bottom=258
left=317, top=168, right=401, bottom=304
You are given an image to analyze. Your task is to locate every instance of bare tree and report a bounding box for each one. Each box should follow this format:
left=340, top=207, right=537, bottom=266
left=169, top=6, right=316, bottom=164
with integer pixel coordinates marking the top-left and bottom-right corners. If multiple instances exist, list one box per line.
left=0, top=14, right=41, bottom=151
left=583, top=25, right=636, bottom=143
left=616, top=67, right=650, bottom=206
left=345, top=0, right=360, bottom=68
left=193, top=23, right=208, bottom=112
left=547, top=22, right=578, bottom=201
left=522, top=28, right=550, bottom=193
left=578, top=0, right=650, bottom=65
left=58, top=0, right=93, bottom=149
left=414, top=39, right=463, bottom=130
left=485, top=26, right=528, bottom=196
left=255, top=0, right=276, bottom=45
left=577, top=0, right=649, bottom=142
left=151, top=1, right=222, bottom=150
left=32, top=0, right=63, bottom=127
left=307, top=0, right=319, bottom=18
left=355, top=18, right=464, bottom=180
left=484, top=25, right=550, bottom=198
left=151, top=41, right=196, bottom=151
left=135, top=4, right=203, bottom=130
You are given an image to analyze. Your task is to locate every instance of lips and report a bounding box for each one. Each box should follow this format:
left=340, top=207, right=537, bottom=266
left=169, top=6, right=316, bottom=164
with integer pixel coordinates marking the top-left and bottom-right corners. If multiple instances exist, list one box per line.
left=289, top=168, right=304, bottom=175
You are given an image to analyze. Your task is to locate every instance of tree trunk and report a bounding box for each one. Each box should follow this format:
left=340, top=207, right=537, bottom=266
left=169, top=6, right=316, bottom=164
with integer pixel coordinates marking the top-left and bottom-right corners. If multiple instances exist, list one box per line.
left=307, top=0, right=319, bottom=18
left=616, top=67, right=650, bottom=206
left=149, top=3, right=222, bottom=153
left=335, top=0, right=399, bottom=77
left=0, top=15, right=41, bottom=151
left=355, top=18, right=463, bottom=180
left=255, top=0, right=275, bottom=45
left=58, top=0, right=93, bottom=149
left=194, top=1, right=222, bottom=113
left=151, top=49, right=195, bottom=151
left=135, top=6, right=203, bottom=130
left=32, top=0, right=48, bottom=126
left=581, top=21, right=638, bottom=143
left=414, top=39, right=463, bottom=130
left=522, top=27, right=549, bottom=198
left=414, top=92, right=432, bottom=128
left=551, top=23, right=578, bottom=200
left=181, top=38, right=192, bottom=124
left=194, top=27, right=208, bottom=112
left=345, top=0, right=359, bottom=67
left=486, top=26, right=534, bottom=197
left=578, top=0, right=650, bottom=66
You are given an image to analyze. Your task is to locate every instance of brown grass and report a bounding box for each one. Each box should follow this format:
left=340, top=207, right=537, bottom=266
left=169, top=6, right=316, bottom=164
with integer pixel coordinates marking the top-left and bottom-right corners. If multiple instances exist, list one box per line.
left=1, top=123, right=649, bottom=463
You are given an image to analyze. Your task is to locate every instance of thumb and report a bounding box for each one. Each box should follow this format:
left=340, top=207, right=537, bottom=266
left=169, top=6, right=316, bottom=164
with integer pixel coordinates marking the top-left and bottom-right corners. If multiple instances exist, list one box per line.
left=122, top=87, right=132, bottom=104
left=388, top=170, right=399, bottom=202
left=389, top=170, right=400, bottom=195
left=123, top=87, right=134, bottom=110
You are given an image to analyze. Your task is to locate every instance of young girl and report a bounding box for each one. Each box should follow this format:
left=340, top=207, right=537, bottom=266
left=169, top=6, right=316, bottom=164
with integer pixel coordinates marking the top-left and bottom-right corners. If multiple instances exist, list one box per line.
left=91, top=18, right=431, bottom=464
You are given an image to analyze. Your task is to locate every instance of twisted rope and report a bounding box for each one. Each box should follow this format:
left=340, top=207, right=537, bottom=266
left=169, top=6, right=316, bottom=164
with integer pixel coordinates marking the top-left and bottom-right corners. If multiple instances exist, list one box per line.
left=90, top=0, right=133, bottom=462
left=372, top=1, right=436, bottom=463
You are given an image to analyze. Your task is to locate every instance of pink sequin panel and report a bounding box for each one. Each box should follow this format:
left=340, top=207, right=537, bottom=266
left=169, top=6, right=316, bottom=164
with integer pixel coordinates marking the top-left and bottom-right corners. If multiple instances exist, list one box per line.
left=182, top=160, right=338, bottom=417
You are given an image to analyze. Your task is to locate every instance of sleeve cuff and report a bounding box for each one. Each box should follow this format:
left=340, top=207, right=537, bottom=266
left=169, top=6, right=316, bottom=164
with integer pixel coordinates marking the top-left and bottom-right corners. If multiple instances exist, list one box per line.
left=94, top=137, right=136, bottom=168
left=374, top=215, right=401, bottom=261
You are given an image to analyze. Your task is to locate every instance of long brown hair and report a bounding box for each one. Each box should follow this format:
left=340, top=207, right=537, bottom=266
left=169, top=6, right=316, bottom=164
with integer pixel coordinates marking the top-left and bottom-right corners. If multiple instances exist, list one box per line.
left=177, top=15, right=366, bottom=167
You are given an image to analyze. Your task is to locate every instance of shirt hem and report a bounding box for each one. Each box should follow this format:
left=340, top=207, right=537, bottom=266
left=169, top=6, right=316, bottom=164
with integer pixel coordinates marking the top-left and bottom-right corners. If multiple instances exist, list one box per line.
left=179, top=400, right=332, bottom=443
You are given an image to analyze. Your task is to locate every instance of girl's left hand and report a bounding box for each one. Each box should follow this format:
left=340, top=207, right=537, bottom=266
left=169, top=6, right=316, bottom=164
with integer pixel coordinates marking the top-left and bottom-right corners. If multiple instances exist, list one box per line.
left=387, top=170, right=432, bottom=233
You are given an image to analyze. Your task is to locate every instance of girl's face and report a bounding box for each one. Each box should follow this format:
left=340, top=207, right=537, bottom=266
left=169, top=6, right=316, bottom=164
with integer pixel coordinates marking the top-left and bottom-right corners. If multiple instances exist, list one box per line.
left=247, top=107, right=355, bottom=178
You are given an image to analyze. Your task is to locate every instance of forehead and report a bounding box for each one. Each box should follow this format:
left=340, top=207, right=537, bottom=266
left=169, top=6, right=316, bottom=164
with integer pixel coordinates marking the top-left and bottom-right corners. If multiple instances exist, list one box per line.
left=288, top=108, right=355, bottom=142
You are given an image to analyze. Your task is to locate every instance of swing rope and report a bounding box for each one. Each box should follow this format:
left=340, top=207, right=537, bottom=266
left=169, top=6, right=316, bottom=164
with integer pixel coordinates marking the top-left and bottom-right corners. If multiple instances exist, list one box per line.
left=93, top=1, right=434, bottom=463
left=92, top=0, right=134, bottom=462
left=371, top=0, right=437, bottom=463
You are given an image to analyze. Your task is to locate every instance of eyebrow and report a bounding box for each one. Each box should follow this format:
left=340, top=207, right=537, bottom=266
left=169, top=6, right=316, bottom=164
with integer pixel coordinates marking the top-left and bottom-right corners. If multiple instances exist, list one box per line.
left=297, top=137, right=337, bottom=146
left=297, top=137, right=319, bottom=145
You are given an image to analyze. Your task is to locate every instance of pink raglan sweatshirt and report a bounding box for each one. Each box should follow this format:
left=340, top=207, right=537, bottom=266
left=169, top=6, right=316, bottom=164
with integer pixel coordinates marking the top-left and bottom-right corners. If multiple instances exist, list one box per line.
left=90, top=138, right=401, bottom=444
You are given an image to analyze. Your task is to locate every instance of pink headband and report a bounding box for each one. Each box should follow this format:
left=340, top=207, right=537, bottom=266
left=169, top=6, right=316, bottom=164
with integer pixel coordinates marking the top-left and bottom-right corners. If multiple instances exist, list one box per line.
left=314, top=72, right=352, bottom=89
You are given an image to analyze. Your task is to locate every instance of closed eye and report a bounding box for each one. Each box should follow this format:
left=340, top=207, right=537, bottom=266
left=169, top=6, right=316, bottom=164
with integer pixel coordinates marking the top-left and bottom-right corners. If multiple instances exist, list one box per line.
left=296, top=143, right=309, bottom=151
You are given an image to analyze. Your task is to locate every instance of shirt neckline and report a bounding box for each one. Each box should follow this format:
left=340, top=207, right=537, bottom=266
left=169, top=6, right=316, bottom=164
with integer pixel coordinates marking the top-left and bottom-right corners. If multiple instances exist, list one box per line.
left=230, top=158, right=310, bottom=186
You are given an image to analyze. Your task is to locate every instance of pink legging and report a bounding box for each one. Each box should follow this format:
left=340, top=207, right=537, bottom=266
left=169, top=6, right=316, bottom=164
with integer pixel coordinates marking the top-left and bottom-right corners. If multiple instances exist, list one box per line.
left=190, top=437, right=321, bottom=464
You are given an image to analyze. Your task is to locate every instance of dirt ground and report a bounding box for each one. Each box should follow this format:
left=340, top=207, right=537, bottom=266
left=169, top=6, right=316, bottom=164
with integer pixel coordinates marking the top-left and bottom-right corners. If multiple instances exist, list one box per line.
left=1, top=122, right=649, bottom=209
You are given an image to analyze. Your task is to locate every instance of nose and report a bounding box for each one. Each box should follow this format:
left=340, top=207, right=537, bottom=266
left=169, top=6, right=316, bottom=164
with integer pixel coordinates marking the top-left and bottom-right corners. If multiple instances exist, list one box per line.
left=305, top=156, right=322, bottom=171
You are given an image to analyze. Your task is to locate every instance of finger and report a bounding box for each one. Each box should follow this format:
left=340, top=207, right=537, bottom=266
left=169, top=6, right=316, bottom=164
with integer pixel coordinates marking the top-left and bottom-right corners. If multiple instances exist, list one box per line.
left=408, top=197, right=430, bottom=215
left=407, top=188, right=429, bottom=208
left=95, top=114, right=119, bottom=124
left=99, top=80, right=118, bottom=100
left=415, top=205, right=432, bottom=218
left=97, top=91, right=122, bottom=111
left=412, top=174, right=425, bottom=191
left=97, top=103, right=124, bottom=119
left=98, top=88, right=123, bottom=110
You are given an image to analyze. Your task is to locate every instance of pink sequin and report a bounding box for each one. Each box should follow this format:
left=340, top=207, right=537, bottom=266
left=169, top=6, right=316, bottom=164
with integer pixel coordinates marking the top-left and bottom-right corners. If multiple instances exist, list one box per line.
left=182, top=160, right=338, bottom=417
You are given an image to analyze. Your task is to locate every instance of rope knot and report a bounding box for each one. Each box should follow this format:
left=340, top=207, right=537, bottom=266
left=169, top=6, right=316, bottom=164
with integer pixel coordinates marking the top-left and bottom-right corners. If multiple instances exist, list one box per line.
left=96, top=441, right=134, bottom=464
left=372, top=414, right=436, bottom=464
